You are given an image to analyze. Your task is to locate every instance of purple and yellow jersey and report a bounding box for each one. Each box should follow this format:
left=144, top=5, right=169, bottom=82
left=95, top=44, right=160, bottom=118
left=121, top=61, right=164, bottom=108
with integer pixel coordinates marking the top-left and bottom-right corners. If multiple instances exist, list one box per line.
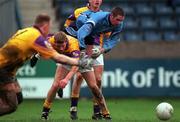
left=0, top=27, right=59, bottom=76
left=64, top=7, right=89, bottom=37
left=64, top=6, right=89, bottom=28
left=48, top=35, right=80, bottom=59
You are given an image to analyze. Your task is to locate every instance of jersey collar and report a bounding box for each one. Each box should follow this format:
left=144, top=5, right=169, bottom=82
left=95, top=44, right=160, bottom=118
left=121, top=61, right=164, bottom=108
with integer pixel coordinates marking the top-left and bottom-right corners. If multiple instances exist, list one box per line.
left=33, top=25, right=44, bottom=36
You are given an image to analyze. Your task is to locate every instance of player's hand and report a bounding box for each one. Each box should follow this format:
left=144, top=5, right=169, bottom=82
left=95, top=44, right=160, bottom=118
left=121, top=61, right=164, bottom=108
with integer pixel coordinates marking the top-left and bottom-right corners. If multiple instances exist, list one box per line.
left=30, top=53, right=40, bottom=67
left=58, top=79, right=68, bottom=89
left=91, top=48, right=101, bottom=59
left=78, top=55, right=93, bottom=69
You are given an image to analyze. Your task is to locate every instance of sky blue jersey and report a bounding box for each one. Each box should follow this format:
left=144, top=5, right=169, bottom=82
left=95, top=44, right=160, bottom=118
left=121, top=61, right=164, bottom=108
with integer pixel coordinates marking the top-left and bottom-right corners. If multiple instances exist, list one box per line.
left=76, top=11, right=124, bottom=51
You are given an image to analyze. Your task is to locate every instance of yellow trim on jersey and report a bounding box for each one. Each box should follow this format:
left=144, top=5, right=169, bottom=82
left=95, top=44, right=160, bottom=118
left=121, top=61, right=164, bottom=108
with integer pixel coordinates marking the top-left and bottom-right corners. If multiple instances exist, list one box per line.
left=99, top=34, right=103, bottom=47
left=64, top=20, right=74, bottom=27
left=74, top=6, right=89, bottom=18
left=64, top=6, right=89, bottom=27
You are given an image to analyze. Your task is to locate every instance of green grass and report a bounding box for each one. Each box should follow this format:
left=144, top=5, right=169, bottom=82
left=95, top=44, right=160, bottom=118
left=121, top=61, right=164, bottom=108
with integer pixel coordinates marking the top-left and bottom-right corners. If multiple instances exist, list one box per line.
left=0, top=98, right=180, bottom=122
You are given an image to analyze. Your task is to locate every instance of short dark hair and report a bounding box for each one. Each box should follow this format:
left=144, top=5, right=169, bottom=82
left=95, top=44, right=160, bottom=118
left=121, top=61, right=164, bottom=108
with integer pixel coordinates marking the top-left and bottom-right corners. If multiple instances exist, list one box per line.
left=34, top=13, right=50, bottom=26
left=111, top=7, right=125, bottom=17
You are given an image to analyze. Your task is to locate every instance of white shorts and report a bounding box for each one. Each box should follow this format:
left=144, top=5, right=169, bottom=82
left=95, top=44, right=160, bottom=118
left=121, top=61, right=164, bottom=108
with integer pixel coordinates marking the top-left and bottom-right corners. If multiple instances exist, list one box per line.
left=56, top=49, right=104, bottom=73
left=78, top=54, right=104, bottom=73
left=57, top=63, right=94, bottom=73
left=93, top=54, right=104, bottom=66
left=92, top=45, right=104, bottom=66
left=56, top=63, right=71, bottom=71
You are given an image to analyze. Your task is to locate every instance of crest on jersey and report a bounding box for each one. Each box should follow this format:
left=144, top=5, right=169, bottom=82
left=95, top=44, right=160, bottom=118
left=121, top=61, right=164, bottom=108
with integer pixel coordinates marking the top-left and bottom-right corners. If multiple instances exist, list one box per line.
left=72, top=51, right=80, bottom=58
left=44, top=40, right=53, bottom=49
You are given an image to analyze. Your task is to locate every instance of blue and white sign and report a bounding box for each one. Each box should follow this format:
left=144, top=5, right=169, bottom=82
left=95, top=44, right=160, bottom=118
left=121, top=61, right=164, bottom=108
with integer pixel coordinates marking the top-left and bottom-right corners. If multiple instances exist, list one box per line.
left=80, top=59, right=180, bottom=97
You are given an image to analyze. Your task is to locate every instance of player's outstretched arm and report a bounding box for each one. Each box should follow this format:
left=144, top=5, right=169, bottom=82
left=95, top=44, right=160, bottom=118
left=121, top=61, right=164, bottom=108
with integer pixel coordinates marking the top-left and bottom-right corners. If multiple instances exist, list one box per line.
left=52, top=53, right=79, bottom=66
left=52, top=53, right=93, bottom=69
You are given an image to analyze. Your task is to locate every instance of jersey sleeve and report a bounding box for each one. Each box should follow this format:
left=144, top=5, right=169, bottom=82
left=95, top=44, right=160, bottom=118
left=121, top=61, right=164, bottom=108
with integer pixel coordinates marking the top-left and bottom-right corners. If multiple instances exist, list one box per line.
left=64, top=14, right=76, bottom=28
left=77, top=23, right=93, bottom=48
left=103, top=22, right=124, bottom=51
left=32, top=35, right=58, bottom=59
left=86, top=12, right=108, bottom=26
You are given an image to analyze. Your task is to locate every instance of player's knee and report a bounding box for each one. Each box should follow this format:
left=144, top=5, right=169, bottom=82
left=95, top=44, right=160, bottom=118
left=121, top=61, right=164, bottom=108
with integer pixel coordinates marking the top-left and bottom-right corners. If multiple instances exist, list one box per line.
left=96, top=79, right=102, bottom=88
left=16, top=92, right=23, bottom=104
left=76, top=73, right=83, bottom=80
left=89, top=83, right=98, bottom=91
left=6, top=91, right=18, bottom=110
left=52, top=82, right=59, bottom=90
left=0, top=91, right=18, bottom=116
left=8, top=104, right=17, bottom=114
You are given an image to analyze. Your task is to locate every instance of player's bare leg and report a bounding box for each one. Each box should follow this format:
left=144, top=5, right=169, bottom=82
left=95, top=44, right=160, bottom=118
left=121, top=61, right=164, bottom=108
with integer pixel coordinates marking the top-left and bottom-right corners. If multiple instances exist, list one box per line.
left=81, top=71, right=111, bottom=120
left=69, top=72, right=84, bottom=120
left=0, top=81, right=20, bottom=116
left=41, top=65, right=69, bottom=120
left=92, top=65, right=104, bottom=119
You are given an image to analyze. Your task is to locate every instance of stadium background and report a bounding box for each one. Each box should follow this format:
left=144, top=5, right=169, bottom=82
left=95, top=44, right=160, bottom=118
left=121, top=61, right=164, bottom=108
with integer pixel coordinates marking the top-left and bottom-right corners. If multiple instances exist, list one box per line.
left=0, top=0, right=180, bottom=121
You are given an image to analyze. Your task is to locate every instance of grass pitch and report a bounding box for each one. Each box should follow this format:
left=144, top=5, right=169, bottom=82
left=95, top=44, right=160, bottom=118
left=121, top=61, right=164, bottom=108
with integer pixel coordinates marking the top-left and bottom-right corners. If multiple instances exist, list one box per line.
left=0, top=98, right=180, bottom=122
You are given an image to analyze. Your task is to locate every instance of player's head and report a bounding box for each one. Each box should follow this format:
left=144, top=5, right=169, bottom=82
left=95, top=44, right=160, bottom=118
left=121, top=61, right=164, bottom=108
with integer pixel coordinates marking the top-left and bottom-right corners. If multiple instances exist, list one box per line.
left=53, top=31, right=68, bottom=53
left=88, top=0, right=102, bottom=10
left=34, top=13, right=51, bottom=37
left=110, top=7, right=125, bottom=26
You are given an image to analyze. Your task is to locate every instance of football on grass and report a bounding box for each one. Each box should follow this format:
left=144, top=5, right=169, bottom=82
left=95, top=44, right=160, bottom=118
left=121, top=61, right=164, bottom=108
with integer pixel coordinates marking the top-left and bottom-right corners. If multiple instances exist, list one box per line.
left=156, top=102, right=173, bottom=121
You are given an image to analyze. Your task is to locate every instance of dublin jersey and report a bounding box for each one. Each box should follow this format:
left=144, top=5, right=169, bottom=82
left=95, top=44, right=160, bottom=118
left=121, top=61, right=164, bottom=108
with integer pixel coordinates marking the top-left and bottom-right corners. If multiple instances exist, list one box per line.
left=76, top=11, right=124, bottom=50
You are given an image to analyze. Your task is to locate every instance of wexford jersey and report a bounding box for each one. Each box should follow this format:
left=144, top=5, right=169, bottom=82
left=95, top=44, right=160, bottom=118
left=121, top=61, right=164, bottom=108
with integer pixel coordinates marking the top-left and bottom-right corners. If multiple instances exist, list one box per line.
left=64, top=6, right=89, bottom=37
left=0, top=27, right=59, bottom=76
left=48, top=35, right=80, bottom=58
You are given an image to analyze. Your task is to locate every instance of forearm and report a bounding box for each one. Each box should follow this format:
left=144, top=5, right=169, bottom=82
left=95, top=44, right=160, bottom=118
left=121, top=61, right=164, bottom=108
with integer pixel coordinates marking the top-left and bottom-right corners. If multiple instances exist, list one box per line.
left=77, top=23, right=93, bottom=48
left=103, top=34, right=120, bottom=51
left=52, top=54, right=79, bottom=66
left=64, top=66, right=79, bottom=80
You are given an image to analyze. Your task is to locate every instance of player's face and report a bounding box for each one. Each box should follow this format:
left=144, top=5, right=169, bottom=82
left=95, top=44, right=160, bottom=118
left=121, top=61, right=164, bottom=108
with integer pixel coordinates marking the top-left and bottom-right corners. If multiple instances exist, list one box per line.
left=53, top=41, right=67, bottom=53
left=42, top=22, right=50, bottom=37
left=110, top=15, right=124, bottom=26
left=89, top=0, right=102, bottom=8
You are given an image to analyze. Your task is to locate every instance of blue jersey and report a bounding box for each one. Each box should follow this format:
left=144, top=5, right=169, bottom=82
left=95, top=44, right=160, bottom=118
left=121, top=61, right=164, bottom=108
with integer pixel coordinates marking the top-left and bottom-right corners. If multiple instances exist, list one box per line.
left=64, top=6, right=101, bottom=37
left=76, top=11, right=123, bottom=51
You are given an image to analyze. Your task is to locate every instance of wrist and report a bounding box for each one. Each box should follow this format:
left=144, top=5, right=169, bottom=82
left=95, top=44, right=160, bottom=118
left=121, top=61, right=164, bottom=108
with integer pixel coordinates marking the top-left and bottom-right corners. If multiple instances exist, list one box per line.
left=101, top=48, right=105, bottom=54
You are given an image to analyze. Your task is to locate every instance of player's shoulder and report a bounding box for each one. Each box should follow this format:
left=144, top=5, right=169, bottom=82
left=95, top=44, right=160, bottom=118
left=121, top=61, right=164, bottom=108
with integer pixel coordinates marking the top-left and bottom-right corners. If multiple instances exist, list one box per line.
left=89, top=11, right=110, bottom=24
left=95, top=11, right=109, bottom=17
left=23, top=27, right=42, bottom=37
left=91, top=11, right=110, bottom=19
left=48, top=35, right=55, bottom=44
left=16, top=27, right=36, bottom=34
left=13, top=27, right=41, bottom=40
left=67, top=35, right=78, bottom=44
left=74, top=6, right=89, bottom=15
left=67, top=35, right=79, bottom=49
left=25, top=27, right=39, bottom=33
